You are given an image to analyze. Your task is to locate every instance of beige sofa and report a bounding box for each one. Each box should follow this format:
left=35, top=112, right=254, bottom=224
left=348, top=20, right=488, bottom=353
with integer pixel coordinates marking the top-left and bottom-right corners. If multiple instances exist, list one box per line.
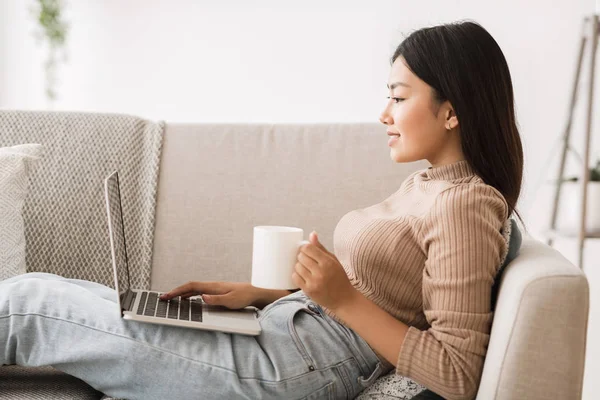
left=0, top=116, right=590, bottom=399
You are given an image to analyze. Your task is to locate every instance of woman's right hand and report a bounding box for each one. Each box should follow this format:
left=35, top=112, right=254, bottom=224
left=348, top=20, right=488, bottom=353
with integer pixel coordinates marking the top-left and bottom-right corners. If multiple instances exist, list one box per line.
left=159, top=281, right=260, bottom=310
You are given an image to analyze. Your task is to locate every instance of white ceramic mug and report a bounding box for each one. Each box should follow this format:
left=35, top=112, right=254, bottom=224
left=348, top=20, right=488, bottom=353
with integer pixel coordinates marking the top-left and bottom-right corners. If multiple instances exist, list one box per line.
left=251, top=226, right=309, bottom=290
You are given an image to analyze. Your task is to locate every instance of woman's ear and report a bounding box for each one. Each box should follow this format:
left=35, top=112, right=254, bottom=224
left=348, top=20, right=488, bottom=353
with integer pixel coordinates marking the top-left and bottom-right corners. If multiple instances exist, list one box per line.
left=445, top=108, right=459, bottom=130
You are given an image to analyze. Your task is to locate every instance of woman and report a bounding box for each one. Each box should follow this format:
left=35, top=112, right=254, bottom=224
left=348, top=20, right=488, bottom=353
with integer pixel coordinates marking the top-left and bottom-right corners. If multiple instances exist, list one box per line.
left=0, top=20, right=524, bottom=400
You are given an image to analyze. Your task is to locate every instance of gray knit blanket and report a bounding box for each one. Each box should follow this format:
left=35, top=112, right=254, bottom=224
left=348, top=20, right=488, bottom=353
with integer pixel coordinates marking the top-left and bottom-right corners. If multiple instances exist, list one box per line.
left=0, top=110, right=164, bottom=290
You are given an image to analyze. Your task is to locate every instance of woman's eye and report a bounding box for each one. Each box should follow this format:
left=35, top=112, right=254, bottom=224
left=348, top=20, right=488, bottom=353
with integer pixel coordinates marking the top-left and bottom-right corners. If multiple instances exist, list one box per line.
left=386, top=96, right=405, bottom=103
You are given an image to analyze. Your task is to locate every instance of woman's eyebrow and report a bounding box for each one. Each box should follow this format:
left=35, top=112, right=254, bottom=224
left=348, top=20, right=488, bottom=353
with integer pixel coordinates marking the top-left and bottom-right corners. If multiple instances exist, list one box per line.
left=387, top=81, right=411, bottom=89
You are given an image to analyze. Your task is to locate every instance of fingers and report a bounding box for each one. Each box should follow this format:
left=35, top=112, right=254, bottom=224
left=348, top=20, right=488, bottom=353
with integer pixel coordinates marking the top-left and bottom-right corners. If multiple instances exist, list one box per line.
left=298, top=245, right=327, bottom=267
left=308, top=232, right=331, bottom=256
left=160, top=282, right=194, bottom=300
left=202, top=293, right=227, bottom=305
left=160, top=281, right=229, bottom=300
left=291, top=270, right=306, bottom=288
left=294, top=260, right=312, bottom=277
left=297, top=251, right=318, bottom=272
left=163, top=291, right=196, bottom=300
left=293, top=261, right=312, bottom=286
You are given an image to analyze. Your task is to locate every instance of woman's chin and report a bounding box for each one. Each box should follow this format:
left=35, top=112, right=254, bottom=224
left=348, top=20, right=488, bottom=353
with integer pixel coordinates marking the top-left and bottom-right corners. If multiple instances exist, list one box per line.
left=390, top=148, right=405, bottom=163
left=390, top=150, right=417, bottom=164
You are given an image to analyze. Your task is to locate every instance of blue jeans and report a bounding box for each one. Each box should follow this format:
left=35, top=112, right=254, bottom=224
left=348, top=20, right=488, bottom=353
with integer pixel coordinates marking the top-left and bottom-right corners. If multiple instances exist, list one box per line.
left=0, top=273, right=389, bottom=399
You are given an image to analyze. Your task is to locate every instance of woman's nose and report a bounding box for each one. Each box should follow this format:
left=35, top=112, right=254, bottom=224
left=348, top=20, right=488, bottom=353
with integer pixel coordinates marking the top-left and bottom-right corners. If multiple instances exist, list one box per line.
left=379, top=110, right=392, bottom=125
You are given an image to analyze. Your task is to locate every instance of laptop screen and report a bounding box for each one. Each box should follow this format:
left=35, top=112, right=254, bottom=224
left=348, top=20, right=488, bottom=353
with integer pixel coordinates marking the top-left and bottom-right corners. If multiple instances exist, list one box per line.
left=104, top=171, right=131, bottom=298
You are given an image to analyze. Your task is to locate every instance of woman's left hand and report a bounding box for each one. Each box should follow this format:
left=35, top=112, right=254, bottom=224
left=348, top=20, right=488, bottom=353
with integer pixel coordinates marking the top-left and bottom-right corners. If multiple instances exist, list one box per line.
left=292, top=231, right=358, bottom=312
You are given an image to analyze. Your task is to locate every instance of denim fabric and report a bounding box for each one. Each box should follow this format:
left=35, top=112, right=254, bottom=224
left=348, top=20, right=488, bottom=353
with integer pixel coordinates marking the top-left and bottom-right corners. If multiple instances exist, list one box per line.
left=0, top=273, right=386, bottom=400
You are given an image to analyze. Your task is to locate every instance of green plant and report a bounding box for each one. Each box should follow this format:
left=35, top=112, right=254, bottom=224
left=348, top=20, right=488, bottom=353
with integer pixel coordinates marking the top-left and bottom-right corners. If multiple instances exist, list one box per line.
left=30, top=0, right=69, bottom=102
left=562, top=157, right=600, bottom=182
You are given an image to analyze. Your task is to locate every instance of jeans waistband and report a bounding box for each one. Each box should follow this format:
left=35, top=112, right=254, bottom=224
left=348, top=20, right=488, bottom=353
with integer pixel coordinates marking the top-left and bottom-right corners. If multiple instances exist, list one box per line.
left=285, top=291, right=389, bottom=375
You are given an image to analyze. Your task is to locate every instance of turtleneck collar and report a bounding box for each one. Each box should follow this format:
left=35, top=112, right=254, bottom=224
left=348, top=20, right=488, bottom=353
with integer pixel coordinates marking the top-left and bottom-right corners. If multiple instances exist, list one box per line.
left=422, top=159, right=475, bottom=181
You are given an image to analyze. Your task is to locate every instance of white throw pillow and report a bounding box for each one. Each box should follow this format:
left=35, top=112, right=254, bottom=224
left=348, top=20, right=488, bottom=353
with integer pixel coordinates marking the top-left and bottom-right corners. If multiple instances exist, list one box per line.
left=355, top=371, right=428, bottom=399
left=0, top=143, right=44, bottom=281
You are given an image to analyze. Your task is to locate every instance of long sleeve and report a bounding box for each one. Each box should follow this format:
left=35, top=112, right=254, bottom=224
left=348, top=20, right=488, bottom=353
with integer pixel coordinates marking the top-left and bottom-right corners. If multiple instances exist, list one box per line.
left=395, top=183, right=508, bottom=400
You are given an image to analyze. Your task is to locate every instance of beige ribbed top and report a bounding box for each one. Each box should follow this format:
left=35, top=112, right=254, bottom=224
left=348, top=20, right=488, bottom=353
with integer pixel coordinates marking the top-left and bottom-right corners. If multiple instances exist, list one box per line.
left=324, top=159, right=509, bottom=400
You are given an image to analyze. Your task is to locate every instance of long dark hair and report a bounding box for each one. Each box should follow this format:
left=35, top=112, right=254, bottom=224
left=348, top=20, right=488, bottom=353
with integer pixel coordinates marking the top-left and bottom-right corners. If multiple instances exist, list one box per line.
left=392, top=20, right=526, bottom=231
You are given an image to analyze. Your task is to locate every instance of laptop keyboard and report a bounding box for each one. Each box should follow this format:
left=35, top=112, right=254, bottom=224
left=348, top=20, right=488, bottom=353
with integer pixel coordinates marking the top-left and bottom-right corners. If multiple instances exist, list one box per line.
left=135, top=291, right=203, bottom=322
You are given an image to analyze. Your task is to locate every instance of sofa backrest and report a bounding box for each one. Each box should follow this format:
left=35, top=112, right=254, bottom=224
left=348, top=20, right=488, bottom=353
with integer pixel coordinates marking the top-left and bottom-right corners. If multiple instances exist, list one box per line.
left=152, top=123, right=590, bottom=399
left=150, top=123, right=427, bottom=291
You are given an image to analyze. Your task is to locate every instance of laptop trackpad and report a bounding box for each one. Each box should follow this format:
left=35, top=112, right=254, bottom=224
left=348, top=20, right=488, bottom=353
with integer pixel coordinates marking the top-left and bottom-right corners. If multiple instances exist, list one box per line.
left=203, top=304, right=257, bottom=321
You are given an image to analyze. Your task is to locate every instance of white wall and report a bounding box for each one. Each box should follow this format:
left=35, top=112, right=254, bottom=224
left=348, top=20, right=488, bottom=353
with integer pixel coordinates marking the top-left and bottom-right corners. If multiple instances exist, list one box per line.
left=2, top=0, right=598, bottom=219
left=1, top=0, right=599, bottom=397
left=0, top=0, right=8, bottom=106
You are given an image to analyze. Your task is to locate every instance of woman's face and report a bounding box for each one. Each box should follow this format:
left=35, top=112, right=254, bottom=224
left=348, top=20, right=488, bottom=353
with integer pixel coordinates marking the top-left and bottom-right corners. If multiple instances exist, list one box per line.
left=379, top=57, right=462, bottom=167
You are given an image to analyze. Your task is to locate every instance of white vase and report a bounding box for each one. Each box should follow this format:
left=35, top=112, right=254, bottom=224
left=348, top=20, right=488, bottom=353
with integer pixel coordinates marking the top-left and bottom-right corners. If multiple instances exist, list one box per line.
left=556, top=181, right=600, bottom=234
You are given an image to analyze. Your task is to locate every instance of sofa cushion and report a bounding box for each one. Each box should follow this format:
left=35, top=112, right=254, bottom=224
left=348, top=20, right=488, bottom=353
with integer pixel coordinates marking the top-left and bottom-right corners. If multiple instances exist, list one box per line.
left=0, top=144, right=43, bottom=281
left=0, top=365, right=104, bottom=399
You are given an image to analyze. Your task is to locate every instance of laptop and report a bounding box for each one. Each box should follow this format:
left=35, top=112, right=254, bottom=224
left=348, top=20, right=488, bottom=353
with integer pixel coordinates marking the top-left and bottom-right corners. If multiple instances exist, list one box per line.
left=104, top=170, right=262, bottom=336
